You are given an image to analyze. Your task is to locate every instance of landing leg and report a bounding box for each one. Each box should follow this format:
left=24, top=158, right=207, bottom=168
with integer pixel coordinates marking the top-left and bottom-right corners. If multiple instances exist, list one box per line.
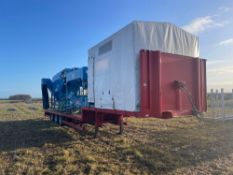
left=94, top=126, right=99, bottom=138
left=119, top=121, right=123, bottom=135
left=119, top=115, right=124, bottom=135
left=94, top=114, right=102, bottom=138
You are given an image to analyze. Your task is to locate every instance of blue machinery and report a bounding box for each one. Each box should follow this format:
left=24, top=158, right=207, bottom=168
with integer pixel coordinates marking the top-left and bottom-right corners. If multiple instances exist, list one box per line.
left=41, top=66, right=125, bottom=137
left=41, top=67, right=88, bottom=113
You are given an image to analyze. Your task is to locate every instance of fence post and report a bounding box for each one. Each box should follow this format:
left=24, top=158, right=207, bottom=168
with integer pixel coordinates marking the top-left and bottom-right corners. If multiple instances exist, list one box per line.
left=215, top=89, right=219, bottom=116
left=232, top=89, right=233, bottom=99
left=210, top=89, right=214, bottom=116
left=221, top=88, right=225, bottom=117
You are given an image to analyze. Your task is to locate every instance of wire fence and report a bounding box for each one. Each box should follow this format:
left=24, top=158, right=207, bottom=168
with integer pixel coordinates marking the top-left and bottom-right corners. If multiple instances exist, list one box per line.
left=206, top=89, right=233, bottom=120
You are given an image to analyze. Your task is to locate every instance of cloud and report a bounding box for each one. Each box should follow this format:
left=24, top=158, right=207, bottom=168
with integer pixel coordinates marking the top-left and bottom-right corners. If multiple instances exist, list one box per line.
left=182, top=6, right=230, bottom=34
left=208, top=66, right=233, bottom=74
left=207, top=60, right=223, bottom=65
left=182, top=16, right=228, bottom=34
left=182, top=16, right=215, bottom=34
left=218, top=6, right=231, bottom=12
left=218, top=38, right=233, bottom=46
left=207, top=64, right=233, bottom=91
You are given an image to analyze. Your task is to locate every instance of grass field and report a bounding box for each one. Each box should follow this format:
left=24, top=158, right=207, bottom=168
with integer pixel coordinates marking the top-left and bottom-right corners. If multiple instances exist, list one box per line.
left=0, top=101, right=233, bottom=175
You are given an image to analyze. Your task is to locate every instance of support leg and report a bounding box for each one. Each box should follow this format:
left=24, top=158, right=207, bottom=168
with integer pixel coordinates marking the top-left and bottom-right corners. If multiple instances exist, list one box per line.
left=119, top=115, right=124, bottom=135
left=94, top=113, right=103, bottom=138
left=119, top=121, right=123, bottom=135
left=94, top=126, right=99, bottom=138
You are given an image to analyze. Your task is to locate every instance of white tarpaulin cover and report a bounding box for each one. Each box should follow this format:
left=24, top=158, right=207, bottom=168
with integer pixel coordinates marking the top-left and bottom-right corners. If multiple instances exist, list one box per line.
left=88, top=21, right=200, bottom=111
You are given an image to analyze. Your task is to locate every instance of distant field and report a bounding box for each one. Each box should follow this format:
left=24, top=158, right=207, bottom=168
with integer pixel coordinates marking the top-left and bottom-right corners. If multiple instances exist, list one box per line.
left=0, top=101, right=233, bottom=175
left=0, top=99, right=42, bottom=104
left=0, top=100, right=23, bottom=103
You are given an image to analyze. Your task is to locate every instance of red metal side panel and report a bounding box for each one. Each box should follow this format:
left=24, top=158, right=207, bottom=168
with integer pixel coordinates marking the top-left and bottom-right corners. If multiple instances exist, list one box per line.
left=200, top=59, right=207, bottom=112
left=140, top=50, right=150, bottom=114
left=140, top=50, right=207, bottom=118
left=160, top=52, right=197, bottom=115
left=140, top=50, right=161, bottom=117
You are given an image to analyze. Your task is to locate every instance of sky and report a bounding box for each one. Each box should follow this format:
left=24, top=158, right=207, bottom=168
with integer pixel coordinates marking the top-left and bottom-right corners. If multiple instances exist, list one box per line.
left=0, top=0, right=233, bottom=98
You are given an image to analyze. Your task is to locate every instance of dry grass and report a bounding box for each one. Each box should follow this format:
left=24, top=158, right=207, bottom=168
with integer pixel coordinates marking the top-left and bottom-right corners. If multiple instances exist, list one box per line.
left=0, top=101, right=233, bottom=175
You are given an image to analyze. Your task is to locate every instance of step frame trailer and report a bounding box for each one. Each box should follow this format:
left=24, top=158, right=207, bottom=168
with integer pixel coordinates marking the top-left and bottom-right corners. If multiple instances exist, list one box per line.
left=44, top=50, right=207, bottom=137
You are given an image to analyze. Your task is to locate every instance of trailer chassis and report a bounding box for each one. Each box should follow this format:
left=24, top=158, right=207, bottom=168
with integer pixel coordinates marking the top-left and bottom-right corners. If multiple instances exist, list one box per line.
left=44, top=107, right=135, bottom=137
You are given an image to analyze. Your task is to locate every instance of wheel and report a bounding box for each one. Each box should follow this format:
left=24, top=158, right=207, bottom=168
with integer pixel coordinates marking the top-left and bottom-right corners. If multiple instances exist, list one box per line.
left=58, top=116, right=63, bottom=125
left=52, top=115, right=56, bottom=123
left=53, top=115, right=56, bottom=123
left=55, top=115, right=59, bottom=123
left=54, top=115, right=57, bottom=123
